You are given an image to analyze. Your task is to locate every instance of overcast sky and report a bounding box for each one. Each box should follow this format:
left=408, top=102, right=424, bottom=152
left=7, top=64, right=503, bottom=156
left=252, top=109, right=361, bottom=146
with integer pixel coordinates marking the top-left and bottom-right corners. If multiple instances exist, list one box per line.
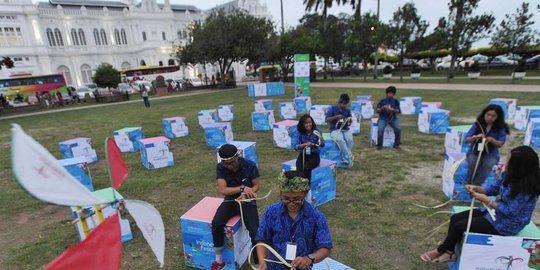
left=173, top=0, right=540, bottom=47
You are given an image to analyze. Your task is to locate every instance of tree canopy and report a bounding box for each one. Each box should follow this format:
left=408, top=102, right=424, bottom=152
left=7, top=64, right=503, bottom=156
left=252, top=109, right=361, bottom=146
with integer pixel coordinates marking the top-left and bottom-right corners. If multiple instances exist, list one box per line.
left=92, top=63, right=120, bottom=89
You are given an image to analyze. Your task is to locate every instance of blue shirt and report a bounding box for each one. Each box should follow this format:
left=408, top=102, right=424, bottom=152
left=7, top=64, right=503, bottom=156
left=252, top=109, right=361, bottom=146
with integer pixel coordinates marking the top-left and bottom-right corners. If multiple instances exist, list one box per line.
left=255, top=202, right=333, bottom=269
left=483, top=173, right=538, bottom=236
left=465, top=124, right=507, bottom=159
left=376, top=97, right=401, bottom=121
left=293, top=128, right=324, bottom=154
left=325, top=105, right=352, bottom=131
left=216, top=158, right=260, bottom=203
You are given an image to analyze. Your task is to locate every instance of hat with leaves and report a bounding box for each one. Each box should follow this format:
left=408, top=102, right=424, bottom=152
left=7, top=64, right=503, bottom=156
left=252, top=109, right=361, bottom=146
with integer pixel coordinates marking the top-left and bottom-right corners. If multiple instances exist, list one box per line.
left=279, top=171, right=310, bottom=193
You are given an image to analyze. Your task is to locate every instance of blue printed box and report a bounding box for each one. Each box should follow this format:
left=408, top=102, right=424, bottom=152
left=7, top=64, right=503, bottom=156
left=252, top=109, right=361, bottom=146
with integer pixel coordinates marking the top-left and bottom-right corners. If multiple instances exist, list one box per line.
left=358, top=100, right=374, bottom=119
left=514, top=106, right=540, bottom=131
left=350, top=111, right=361, bottom=135
left=310, top=105, right=331, bottom=126
left=313, top=258, right=355, bottom=270
left=252, top=111, right=275, bottom=131
left=198, top=109, right=219, bottom=129
left=247, top=83, right=267, bottom=97
left=294, top=96, right=312, bottom=113
left=204, top=122, right=234, bottom=149
left=525, top=118, right=540, bottom=150
left=400, top=96, right=422, bottom=115
left=138, top=136, right=174, bottom=169
left=59, top=137, right=98, bottom=163
left=254, top=99, right=273, bottom=112
left=217, top=141, right=258, bottom=167
left=356, top=95, right=371, bottom=101
left=319, top=133, right=348, bottom=168
left=418, top=108, right=450, bottom=134
left=272, top=120, right=298, bottom=149
left=162, top=116, right=189, bottom=139
left=113, top=127, right=144, bottom=153
left=279, top=102, right=297, bottom=120
left=181, top=197, right=251, bottom=270
left=370, top=118, right=395, bottom=148
left=442, top=152, right=498, bottom=202
left=266, top=82, right=285, bottom=96
left=58, top=156, right=93, bottom=191
left=71, top=187, right=133, bottom=243
left=489, top=98, right=517, bottom=120
left=218, top=105, right=235, bottom=122
left=282, top=158, right=337, bottom=207
left=445, top=125, right=472, bottom=154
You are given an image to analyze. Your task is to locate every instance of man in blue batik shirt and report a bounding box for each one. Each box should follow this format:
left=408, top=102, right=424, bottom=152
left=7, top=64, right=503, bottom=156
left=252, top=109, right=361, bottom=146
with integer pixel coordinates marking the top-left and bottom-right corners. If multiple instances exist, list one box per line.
left=376, top=86, right=402, bottom=150
left=325, top=93, right=354, bottom=166
left=255, top=171, right=332, bottom=270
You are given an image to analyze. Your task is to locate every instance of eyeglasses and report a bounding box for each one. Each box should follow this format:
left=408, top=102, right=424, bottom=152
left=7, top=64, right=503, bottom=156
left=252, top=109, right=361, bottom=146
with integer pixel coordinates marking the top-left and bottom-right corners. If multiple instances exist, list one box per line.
left=281, top=197, right=305, bottom=204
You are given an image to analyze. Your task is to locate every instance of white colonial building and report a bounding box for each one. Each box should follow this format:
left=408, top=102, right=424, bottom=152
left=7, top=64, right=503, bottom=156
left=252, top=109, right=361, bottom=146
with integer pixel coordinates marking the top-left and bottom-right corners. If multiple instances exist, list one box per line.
left=0, top=0, right=271, bottom=86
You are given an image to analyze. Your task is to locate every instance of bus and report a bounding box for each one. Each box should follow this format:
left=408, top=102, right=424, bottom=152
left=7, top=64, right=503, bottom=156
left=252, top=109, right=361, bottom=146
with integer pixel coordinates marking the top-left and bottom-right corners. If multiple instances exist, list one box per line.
left=0, top=73, right=67, bottom=98
left=120, top=65, right=182, bottom=82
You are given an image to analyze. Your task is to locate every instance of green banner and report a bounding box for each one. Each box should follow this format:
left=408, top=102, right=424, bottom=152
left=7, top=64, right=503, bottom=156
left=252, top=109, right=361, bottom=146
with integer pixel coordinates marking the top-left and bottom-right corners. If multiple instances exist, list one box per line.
left=294, top=53, right=310, bottom=97
left=294, top=54, right=310, bottom=62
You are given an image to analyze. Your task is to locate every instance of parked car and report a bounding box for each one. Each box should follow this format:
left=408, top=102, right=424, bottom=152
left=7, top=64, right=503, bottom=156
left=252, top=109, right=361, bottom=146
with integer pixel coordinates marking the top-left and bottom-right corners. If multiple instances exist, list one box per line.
left=115, top=83, right=135, bottom=94
left=396, top=58, right=417, bottom=68
left=416, top=59, right=432, bottom=70
left=436, top=60, right=452, bottom=70
left=526, top=54, right=540, bottom=66
left=61, top=93, right=73, bottom=104
left=85, top=83, right=98, bottom=91
left=459, top=54, right=489, bottom=68
left=375, top=61, right=395, bottom=71
left=96, top=88, right=113, bottom=97
left=489, top=56, right=516, bottom=66
left=132, top=80, right=151, bottom=92
left=75, top=86, right=95, bottom=99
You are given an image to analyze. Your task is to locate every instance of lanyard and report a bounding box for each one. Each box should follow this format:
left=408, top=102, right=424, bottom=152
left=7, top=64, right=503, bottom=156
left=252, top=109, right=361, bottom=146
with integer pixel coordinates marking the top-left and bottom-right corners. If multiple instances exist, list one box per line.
left=288, top=215, right=302, bottom=243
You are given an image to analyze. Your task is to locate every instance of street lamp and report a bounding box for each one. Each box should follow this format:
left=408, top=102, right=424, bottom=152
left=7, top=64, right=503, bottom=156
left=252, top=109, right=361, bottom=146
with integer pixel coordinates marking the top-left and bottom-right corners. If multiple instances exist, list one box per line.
left=373, top=0, right=380, bottom=79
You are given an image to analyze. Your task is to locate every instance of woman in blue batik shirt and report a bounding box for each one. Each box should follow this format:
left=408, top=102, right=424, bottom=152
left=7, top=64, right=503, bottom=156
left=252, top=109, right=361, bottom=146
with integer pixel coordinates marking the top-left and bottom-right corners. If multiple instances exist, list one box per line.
left=293, top=114, right=325, bottom=181
left=464, top=104, right=510, bottom=185
left=421, top=145, right=540, bottom=263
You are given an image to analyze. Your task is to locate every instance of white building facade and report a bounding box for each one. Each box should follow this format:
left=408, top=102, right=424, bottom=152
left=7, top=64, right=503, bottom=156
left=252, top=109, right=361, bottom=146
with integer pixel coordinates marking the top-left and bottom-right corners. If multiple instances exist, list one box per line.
left=0, top=0, right=271, bottom=86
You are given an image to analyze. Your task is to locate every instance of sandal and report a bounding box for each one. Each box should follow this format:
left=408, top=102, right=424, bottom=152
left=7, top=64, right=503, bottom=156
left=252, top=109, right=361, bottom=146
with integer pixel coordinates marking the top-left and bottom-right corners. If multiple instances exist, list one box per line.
left=434, top=251, right=456, bottom=263
left=420, top=250, right=440, bottom=262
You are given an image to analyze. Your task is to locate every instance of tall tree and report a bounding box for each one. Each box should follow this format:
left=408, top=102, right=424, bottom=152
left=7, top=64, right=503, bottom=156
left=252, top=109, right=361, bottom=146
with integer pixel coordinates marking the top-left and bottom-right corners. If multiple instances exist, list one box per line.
left=92, top=63, right=120, bottom=89
left=388, top=2, right=429, bottom=82
left=491, top=2, right=538, bottom=57
left=444, top=0, right=495, bottom=79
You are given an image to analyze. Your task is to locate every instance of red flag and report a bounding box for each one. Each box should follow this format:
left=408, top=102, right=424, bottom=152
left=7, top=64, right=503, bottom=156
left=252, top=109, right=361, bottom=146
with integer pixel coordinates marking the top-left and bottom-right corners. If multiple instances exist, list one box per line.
left=106, top=137, right=128, bottom=190
left=44, top=214, right=122, bottom=270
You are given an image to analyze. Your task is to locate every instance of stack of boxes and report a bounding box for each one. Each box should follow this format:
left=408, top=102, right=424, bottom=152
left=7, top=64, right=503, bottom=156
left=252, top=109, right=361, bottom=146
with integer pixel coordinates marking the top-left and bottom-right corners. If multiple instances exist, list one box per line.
left=59, top=138, right=98, bottom=163
left=113, top=127, right=144, bottom=153
left=204, top=122, right=234, bottom=149
left=198, top=109, right=219, bottom=129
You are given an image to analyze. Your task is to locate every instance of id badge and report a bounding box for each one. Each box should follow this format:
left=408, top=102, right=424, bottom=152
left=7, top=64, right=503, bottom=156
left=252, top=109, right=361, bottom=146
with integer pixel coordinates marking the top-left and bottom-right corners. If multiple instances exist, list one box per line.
left=305, top=146, right=311, bottom=155
left=286, top=242, right=297, bottom=261
left=477, top=141, right=484, bottom=152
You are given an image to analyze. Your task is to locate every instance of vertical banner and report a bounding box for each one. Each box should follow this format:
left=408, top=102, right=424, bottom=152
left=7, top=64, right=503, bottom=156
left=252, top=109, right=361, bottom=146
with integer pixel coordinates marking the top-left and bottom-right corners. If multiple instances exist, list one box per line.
left=294, top=54, right=310, bottom=97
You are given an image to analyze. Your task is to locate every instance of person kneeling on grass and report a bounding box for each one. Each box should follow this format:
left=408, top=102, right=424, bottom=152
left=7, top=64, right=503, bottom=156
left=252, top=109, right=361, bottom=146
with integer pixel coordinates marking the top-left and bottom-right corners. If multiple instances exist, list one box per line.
left=293, top=114, right=325, bottom=181
left=325, top=93, right=354, bottom=166
left=255, top=171, right=332, bottom=270
left=421, top=145, right=540, bottom=263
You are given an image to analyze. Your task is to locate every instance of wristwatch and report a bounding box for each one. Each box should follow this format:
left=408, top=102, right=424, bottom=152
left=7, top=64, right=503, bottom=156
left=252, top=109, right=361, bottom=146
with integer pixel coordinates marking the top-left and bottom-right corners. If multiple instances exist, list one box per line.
left=307, top=254, right=315, bottom=264
left=240, top=185, right=245, bottom=193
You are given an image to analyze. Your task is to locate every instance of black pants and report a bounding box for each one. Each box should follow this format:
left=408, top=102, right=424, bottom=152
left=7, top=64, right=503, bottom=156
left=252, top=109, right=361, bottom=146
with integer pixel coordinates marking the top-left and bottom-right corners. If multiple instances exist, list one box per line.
left=438, top=209, right=499, bottom=253
left=296, top=152, right=320, bottom=181
left=143, top=97, right=150, bottom=108
left=211, top=202, right=259, bottom=262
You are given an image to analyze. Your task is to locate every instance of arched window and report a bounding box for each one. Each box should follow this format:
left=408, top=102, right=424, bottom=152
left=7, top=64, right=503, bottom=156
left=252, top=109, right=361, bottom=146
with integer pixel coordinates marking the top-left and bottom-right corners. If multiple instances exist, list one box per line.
left=142, top=31, right=147, bottom=41
left=71, top=29, right=79, bottom=46
left=121, top=61, right=131, bottom=70
left=78, top=29, right=86, bottom=45
left=46, top=28, right=56, bottom=46
left=159, top=61, right=163, bottom=66
left=114, top=29, right=121, bottom=45
left=168, top=59, right=175, bottom=65
left=93, top=29, right=101, bottom=45
left=80, top=64, right=93, bottom=84
left=140, top=60, right=146, bottom=66
left=54, top=28, right=64, bottom=46
left=183, top=30, right=187, bottom=39
left=58, top=65, right=73, bottom=85
left=100, top=29, right=107, bottom=45
left=177, top=30, right=182, bottom=40
left=120, top=29, right=127, bottom=45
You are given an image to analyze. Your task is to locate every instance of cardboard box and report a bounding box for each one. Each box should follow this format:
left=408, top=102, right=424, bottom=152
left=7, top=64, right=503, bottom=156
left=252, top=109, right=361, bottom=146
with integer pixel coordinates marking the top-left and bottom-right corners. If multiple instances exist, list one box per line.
left=251, top=111, right=275, bottom=131
left=58, top=156, right=93, bottom=191
left=444, top=125, right=473, bottom=154
left=247, top=82, right=284, bottom=97
left=514, top=106, right=540, bottom=131
left=370, top=118, right=395, bottom=147
left=294, top=96, right=312, bottom=113
left=138, top=136, right=174, bottom=169
left=319, top=133, right=348, bottom=168
left=524, top=118, right=540, bottom=150
left=310, top=105, right=331, bottom=126
left=218, top=105, right=235, bottom=122
left=356, top=95, right=371, bottom=101
left=421, top=101, right=443, bottom=110
left=162, top=117, right=189, bottom=139
left=400, top=96, right=422, bottom=115
left=418, top=108, right=450, bottom=134
left=113, top=127, right=145, bottom=153
left=266, top=82, right=285, bottom=96
left=278, top=102, right=297, bottom=120
left=489, top=98, right=518, bottom=120
left=359, top=100, right=374, bottom=119
left=282, top=159, right=337, bottom=207
left=254, top=99, right=273, bottom=112
left=180, top=197, right=251, bottom=270
left=59, top=137, right=98, bottom=163
left=272, top=120, right=298, bottom=149
left=71, top=187, right=133, bottom=243
left=216, top=141, right=258, bottom=167
left=198, top=109, right=219, bottom=129
left=350, top=111, right=361, bottom=135
left=204, top=123, right=234, bottom=149
left=313, top=258, right=355, bottom=270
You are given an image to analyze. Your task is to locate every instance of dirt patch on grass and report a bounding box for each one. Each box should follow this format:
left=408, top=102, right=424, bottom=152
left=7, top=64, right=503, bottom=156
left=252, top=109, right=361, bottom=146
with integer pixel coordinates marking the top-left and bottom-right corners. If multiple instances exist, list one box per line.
left=405, top=161, right=443, bottom=189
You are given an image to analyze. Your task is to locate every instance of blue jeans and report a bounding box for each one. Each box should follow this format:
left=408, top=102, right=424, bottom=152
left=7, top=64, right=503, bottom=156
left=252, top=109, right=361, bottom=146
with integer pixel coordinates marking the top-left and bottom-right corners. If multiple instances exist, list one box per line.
left=377, top=118, right=401, bottom=147
left=467, top=153, right=498, bottom=185
left=330, top=129, right=353, bottom=160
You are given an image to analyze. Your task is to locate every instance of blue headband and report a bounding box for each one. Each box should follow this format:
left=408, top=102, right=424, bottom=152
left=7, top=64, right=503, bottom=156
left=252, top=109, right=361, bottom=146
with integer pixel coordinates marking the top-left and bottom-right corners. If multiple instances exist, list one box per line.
left=339, top=98, right=349, bottom=104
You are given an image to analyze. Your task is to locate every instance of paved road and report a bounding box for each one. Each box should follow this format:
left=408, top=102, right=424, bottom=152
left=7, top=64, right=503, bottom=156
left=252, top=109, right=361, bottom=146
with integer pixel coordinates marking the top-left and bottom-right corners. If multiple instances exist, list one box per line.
left=306, top=82, right=540, bottom=92
left=0, top=89, right=222, bottom=121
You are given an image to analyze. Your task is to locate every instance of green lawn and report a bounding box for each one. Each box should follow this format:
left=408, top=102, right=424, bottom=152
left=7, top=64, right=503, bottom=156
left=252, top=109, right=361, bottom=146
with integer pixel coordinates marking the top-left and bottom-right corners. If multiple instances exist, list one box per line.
left=1, top=86, right=539, bottom=269
left=318, top=76, right=540, bottom=85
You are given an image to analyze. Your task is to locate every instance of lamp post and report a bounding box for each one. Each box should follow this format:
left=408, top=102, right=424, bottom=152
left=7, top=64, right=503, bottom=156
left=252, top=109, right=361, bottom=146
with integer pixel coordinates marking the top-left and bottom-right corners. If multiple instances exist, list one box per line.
left=280, top=0, right=285, bottom=34
left=373, top=0, right=380, bottom=79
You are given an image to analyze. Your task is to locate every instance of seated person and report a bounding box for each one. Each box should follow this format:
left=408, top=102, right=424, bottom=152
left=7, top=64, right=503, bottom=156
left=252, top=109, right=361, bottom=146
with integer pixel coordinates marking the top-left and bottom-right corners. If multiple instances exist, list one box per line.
left=293, top=114, right=325, bottom=181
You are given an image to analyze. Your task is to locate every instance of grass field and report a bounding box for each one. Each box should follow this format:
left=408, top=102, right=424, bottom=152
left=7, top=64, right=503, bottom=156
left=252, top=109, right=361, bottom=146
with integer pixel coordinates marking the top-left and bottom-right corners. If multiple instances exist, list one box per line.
left=1, top=86, right=540, bottom=270
left=317, top=76, right=540, bottom=85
